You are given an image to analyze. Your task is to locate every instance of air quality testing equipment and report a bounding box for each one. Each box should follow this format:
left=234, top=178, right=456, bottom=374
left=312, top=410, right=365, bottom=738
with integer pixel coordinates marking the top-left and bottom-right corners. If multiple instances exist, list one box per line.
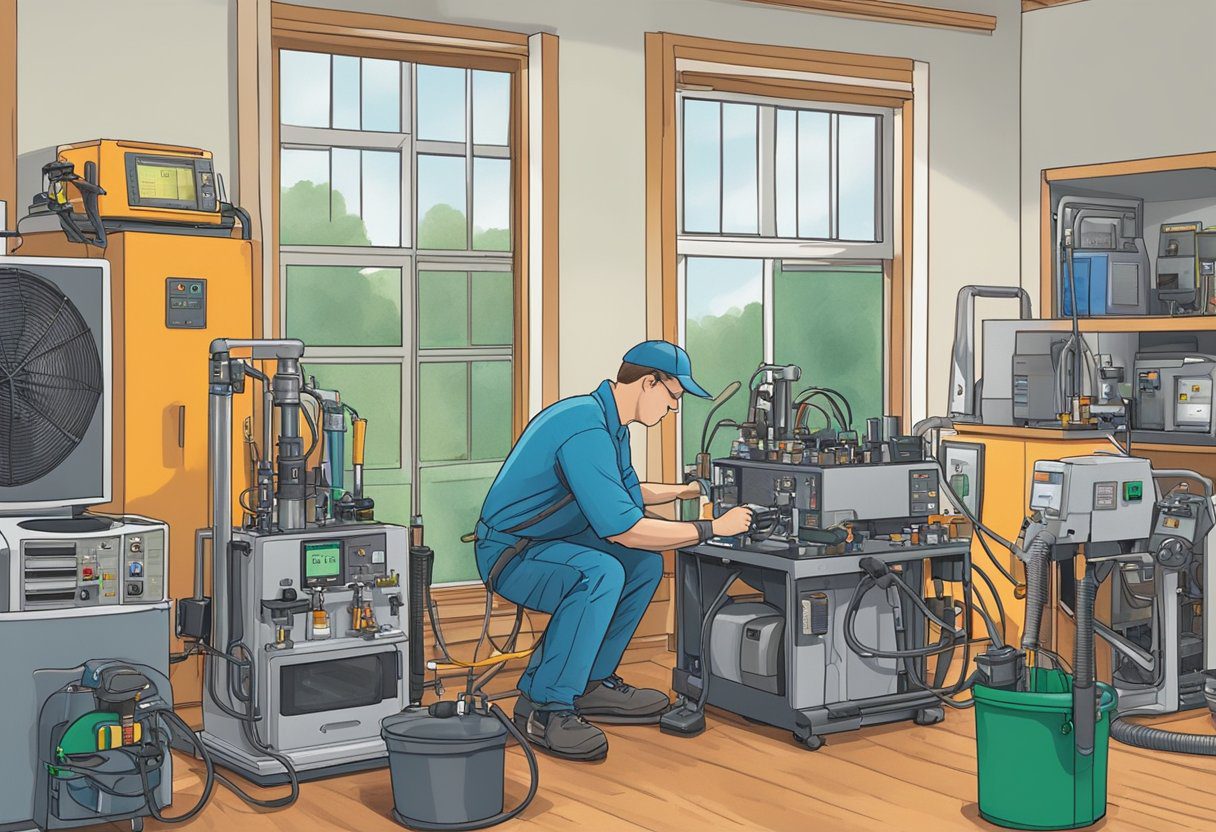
left=665, top=363, right=1005, bottom=749
left=184, top=338, right=411, bottom=786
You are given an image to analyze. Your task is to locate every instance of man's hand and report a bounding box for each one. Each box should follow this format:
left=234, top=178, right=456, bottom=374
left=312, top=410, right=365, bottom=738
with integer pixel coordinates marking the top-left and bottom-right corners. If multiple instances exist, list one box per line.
left=712, top=506, right=754, bottom=538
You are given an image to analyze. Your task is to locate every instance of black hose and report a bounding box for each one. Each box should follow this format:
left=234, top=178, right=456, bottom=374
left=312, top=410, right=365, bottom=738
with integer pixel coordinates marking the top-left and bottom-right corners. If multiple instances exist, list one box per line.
left=843, top=574, right=966, bottom=660
left=969, top=564, right=1008, bottom=648
left=134, top=708, right=216, bottom=823
left=1110, top=717, right=1216, bottom=755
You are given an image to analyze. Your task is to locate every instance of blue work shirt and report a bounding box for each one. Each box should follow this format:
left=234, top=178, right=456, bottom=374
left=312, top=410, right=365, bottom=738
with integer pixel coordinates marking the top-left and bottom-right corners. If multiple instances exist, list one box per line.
left=478, top=380, right=645, bottom=550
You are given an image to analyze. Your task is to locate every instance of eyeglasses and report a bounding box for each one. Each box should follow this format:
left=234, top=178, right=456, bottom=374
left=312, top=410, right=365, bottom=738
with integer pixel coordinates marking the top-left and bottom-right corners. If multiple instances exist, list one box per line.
left=656, top=376, right=684, bottom=404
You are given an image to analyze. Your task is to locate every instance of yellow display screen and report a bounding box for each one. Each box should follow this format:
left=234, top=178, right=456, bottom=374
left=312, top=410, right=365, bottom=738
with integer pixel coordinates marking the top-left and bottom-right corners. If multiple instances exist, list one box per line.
left=135, top=163, right=197, bottom=203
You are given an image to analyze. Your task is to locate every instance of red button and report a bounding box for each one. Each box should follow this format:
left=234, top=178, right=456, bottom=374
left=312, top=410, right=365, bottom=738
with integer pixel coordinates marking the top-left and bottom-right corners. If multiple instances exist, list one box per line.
left=83, top=567, right=94, bottom=578
left=176, top=283, right=186, bottom=292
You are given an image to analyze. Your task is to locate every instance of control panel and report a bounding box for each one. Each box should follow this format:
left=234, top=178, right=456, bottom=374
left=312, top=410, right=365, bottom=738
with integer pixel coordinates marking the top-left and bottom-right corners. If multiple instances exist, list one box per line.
left=166, top=277, right=207, bottom=329
left=1174, top=375, right=1213, bottom=431
left=20, top=530, right=166, bottom=610
left=301, top=533, right=389, bottom=589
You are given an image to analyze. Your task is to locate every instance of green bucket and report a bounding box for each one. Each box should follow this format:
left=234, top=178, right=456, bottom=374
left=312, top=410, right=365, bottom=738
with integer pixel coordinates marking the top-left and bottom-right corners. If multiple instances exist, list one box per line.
left=973, top=669, right=1118, bottom=830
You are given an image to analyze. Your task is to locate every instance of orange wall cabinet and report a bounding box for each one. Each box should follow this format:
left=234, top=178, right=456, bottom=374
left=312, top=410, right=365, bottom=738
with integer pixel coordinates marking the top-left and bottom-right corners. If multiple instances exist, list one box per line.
left=19, top=229, right=255, bottom=707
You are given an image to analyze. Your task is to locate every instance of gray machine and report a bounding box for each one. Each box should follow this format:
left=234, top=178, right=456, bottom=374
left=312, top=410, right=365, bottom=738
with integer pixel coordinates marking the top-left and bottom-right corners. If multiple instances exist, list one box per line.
left=1133, top=352, right=1216, bottom=434
left=0, top=257, right=175, bottom=832
left=188, top=339, right=410, bottom=785
left=1025, top=455, right=1216, bottom=716
left=1157, top=221, right=1204, bottom=315
left=1055, top=196, right=1152, bottom=316
left=673, top=447, right=977, bottom=749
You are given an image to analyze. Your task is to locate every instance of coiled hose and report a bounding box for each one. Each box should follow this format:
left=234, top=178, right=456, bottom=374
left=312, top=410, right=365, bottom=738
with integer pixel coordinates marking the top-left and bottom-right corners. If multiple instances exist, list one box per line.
left=1020, top=536, right=1052, bottom=652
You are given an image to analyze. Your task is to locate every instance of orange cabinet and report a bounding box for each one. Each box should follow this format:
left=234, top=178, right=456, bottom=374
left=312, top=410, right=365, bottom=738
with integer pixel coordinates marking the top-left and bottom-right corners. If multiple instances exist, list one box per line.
left=20, top=230, right=255, bottom=707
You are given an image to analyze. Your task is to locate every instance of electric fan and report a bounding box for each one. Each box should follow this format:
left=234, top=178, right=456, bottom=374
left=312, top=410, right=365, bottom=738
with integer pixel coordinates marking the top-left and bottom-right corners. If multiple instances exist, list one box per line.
left=0, top=266, right=103, bottom=487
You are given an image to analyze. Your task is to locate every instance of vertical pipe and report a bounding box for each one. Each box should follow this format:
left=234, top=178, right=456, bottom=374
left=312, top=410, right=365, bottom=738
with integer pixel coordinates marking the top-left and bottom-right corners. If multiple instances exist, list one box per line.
left=209, top=371, right=233, bottom=660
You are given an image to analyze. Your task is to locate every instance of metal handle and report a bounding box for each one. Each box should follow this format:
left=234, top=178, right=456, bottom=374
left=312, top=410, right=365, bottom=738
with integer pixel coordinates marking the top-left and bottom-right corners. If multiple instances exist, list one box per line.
left=178, top=405, right=186, bottom=449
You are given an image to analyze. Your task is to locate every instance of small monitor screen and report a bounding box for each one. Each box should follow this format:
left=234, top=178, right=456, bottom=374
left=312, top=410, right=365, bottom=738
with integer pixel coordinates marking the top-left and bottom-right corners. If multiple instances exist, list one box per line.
left=136, top=162, right=197, bottom=203
left=304, top=541, right=342, bottom=582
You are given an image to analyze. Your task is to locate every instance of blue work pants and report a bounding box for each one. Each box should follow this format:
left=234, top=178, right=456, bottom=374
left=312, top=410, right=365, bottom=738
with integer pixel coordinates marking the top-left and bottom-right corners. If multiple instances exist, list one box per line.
left=475, top=525, right=663, bottom=709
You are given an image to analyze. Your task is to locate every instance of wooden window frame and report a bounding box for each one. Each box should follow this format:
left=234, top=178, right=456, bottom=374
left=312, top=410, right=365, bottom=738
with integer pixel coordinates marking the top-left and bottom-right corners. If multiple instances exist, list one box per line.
left=645, top=32, right=914, bottom=485
left=1, top=0, right=15, bottom=247
left=264, top=2, right=559, bottom=437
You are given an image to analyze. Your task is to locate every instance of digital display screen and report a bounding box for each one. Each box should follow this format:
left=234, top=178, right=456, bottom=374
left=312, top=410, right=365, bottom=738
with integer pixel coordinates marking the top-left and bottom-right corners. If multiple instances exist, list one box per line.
left=304, top=541, right=342, bottom=580
left=136, top=162, right=197, bottom=203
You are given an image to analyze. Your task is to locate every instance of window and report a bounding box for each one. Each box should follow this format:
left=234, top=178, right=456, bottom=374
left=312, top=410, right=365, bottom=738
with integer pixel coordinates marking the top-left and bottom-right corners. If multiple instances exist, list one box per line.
left=677, top=91, right=894, bottom=468
left=278, top=50, right=516, bottom=582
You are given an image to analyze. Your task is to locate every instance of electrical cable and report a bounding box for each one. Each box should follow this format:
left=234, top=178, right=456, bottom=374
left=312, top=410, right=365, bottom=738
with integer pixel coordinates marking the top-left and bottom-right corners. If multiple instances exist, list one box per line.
left=694, top=567, right=743, bottom=713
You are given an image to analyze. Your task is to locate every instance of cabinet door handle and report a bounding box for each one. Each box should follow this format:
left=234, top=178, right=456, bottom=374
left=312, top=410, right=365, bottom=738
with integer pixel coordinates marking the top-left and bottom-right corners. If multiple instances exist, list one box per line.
left=178, top=405, right=186, bottom=449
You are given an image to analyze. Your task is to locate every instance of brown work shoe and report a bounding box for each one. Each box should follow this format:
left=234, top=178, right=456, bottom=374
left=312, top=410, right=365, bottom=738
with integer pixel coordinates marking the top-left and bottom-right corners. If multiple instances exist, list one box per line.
left=575, top=674, right=671, bottom=722
left=513, top=696, right=608, bottom=761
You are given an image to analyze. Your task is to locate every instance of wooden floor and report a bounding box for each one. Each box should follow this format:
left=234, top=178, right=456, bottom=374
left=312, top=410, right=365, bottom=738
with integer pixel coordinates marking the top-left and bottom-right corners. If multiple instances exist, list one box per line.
left=117, top=656, right=1216, bottom=832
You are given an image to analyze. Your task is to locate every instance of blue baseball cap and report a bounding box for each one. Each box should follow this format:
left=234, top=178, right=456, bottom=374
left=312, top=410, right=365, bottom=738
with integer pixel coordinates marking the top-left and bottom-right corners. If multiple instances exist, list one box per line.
left=622, top=340, right=712, bottom=399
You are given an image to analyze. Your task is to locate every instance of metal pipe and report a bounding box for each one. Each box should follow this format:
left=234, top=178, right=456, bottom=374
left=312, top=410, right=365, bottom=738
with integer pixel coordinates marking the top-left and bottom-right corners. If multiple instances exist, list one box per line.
left=208, top=366, right=233, bottom=659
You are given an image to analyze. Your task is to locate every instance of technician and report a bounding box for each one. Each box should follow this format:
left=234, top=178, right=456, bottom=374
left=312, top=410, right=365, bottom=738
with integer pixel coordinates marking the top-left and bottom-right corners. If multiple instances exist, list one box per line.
left=475, top=340, right=753, bottom=761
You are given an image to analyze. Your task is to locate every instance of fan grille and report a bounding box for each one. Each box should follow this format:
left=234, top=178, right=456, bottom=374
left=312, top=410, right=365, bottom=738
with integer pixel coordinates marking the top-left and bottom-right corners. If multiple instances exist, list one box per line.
left=0, top=267, right=103, bottom=487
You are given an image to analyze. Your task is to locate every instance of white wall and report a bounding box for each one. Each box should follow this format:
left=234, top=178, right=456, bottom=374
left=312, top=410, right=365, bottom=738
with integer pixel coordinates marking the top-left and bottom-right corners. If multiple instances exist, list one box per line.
left=1021, top=0, right=1216, bottom=309
left=16, top=0, right=236, bottom=217
left=292, top=0, right=1024, bottom=427
left=16, top=0, right=1025, bottom=469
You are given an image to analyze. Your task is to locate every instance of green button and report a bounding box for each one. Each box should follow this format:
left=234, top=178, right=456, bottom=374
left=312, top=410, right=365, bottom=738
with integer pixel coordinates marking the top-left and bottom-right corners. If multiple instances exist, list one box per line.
left=1124, top=481, right=1143, bottom=501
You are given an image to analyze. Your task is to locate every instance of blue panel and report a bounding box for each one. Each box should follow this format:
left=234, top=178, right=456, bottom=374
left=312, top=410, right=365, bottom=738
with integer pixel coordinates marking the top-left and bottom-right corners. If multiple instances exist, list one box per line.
left=1061, top=254, right=1108, bottom=316
left=1089, top=255, right=1108, bottom=315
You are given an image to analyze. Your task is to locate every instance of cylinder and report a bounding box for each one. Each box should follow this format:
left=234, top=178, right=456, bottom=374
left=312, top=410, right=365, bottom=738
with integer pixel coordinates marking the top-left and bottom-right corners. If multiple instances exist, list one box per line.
left=866, top=417, right=883, bottom=444
left=883, top=415, right=900, bottom=441
left=408, top=546, right=435, bottom=705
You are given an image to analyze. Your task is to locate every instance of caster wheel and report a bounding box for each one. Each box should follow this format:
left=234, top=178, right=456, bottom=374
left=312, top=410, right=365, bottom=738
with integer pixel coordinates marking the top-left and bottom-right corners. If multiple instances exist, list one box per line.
left=794, top=731, right=824, bottom=751
left=914, top=707, right=945, bottom=726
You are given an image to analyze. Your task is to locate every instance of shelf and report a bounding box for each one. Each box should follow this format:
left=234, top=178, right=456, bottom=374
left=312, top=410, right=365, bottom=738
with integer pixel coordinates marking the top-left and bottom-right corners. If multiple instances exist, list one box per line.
left=1067, top=316, right=1216, bottom=332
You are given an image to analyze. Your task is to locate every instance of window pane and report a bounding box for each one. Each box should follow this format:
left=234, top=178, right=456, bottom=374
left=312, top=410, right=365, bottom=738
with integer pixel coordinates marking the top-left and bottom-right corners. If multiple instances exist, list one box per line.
left=797, top=111, right=830, bottom=238
left=305, top=363, right=402, bottom=470
left=838, top=115, right=878, bottom=242
left=417, top=65, right=466, bottom=142
left=417, top=154, right=467, bottom=249
left=282, top=148, right=372, bottom=246
left=471, top=271, right=512, bottom=346
left=362, top=58, right=401, bottom=132
left=361, top=150, right=401, bottom=246
left=682, top=257, right=764, bottom=463
left=773, top=264, right=883, bottom=431
left=418, top=270, right=469, bottom=348
left=472, top=70, right=510, bottom=146
left=419, top=462, right=500, bottom=582
left=280, top=51, right=329, bottom=127
left=331, top=147, right=361, bottom=226
left=333, top=55, right=360, bottom=130
left=286, top=266, right=402, bottom=347
left=721, top=103, right=758, bottom=234
left=472, top=157, right=510, bottom=251
left=682, top=99, right=721, bottom=233
left=419, top=362, right=468, bottom=462
left=471, top=361, right=512, bottom=459
left=776, top=109, right=797, bottom=238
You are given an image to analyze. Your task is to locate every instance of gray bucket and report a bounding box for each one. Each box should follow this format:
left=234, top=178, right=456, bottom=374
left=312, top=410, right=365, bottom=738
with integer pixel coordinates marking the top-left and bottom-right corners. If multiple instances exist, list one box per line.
left=382, top=708, right=509, bottom=830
